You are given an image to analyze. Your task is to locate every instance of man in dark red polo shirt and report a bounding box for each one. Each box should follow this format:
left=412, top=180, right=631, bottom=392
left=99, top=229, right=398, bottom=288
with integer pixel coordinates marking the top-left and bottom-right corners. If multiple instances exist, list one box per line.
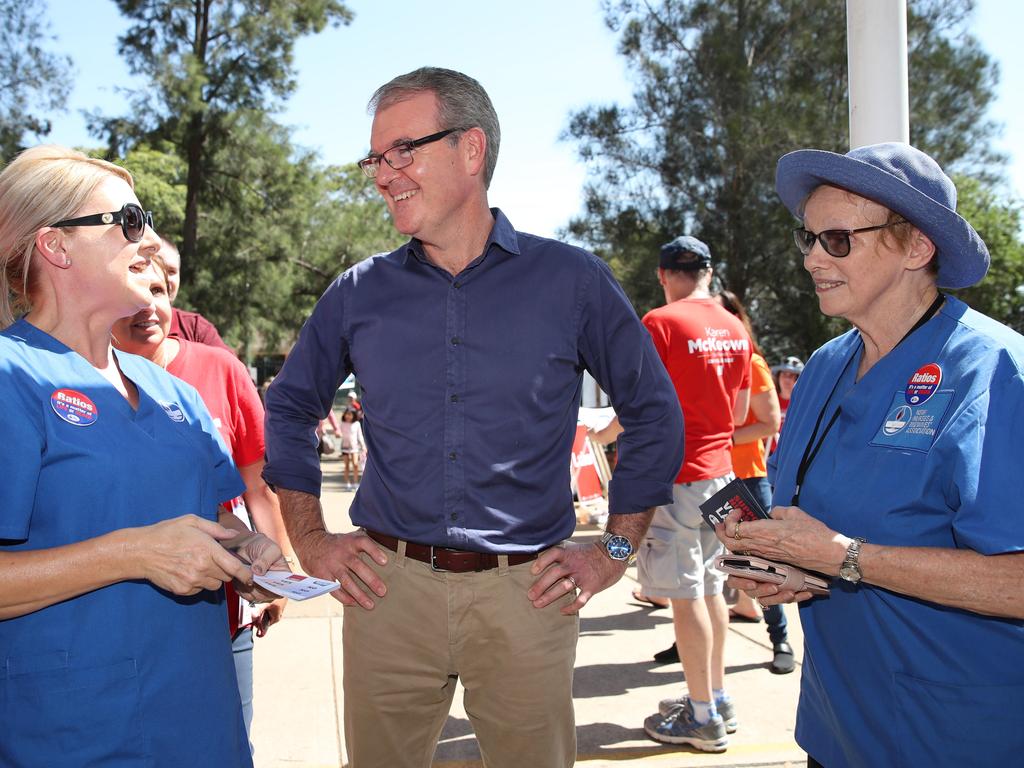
left=160, top=237, right=232, bottom=353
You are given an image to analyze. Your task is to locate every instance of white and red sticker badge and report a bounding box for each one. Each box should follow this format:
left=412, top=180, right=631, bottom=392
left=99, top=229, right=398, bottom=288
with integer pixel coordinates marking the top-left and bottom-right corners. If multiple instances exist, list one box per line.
left=50, top=388, right=98, bottom=426
left=871, top=362, right=953, bottom=452
left=905, top=363, right=942, bottom=405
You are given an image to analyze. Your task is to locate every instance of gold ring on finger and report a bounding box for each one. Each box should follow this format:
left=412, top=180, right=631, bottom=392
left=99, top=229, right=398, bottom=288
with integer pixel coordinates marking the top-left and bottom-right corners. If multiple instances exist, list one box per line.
left=734, top=520, right=743, bottom=540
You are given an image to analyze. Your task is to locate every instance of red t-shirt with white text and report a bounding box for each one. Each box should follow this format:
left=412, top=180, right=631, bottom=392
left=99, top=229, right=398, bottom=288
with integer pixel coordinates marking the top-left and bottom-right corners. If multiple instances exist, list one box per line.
left=642, top=297, right=751, bottom=483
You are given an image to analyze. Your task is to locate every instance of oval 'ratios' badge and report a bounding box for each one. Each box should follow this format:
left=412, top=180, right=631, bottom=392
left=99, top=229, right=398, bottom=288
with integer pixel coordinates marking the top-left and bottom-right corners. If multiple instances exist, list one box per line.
left=905, top=363, right=942, bottom=405
left=50, top=388, right=99, bottom=426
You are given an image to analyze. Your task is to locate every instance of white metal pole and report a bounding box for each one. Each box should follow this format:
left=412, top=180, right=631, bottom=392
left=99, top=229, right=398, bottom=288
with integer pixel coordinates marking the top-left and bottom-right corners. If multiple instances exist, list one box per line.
left=846, top=0, right=910, bottom=149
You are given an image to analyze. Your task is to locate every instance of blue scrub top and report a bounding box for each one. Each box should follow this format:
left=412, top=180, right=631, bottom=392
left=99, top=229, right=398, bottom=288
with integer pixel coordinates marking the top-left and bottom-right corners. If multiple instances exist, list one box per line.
left=770, top=297, right=1024, bottom=767
left=0, top=320, right=251, bottom=767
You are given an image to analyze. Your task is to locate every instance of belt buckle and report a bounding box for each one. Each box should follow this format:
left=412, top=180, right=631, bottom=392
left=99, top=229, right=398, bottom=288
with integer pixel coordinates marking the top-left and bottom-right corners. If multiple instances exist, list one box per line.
left=429, top=545, right=449, bottom=572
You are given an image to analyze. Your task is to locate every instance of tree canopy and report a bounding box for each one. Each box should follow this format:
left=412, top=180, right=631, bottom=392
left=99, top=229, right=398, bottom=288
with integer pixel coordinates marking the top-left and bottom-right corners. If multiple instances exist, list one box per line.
left=566, top=0, right=1015, bottom=362
left=83, top=0, right=406, bottom=358
left=118, top=116, right=400, bottom=356
left=0, top=0, right=73, bottom=161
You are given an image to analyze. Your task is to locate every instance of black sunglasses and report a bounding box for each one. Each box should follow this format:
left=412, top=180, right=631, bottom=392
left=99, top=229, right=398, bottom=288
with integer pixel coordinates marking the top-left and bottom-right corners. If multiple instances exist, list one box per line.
left=793, top=219, right=907, bottom=258
left=51, top=203, right=155, bottom=243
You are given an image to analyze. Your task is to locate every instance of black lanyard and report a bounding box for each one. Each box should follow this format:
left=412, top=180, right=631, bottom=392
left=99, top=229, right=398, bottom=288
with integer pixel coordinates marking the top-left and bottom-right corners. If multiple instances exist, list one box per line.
left=790, top=293, right=945, bottom=506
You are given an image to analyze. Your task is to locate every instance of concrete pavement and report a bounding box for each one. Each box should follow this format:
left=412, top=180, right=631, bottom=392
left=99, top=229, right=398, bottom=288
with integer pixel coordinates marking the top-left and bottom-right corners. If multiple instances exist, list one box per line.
left=252, top=457, right=808, bottom=767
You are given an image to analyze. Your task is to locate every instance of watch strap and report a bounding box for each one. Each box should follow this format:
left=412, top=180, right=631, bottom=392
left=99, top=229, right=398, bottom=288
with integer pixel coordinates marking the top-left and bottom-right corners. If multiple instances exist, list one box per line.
left=841, top=536, right=866, bottom=581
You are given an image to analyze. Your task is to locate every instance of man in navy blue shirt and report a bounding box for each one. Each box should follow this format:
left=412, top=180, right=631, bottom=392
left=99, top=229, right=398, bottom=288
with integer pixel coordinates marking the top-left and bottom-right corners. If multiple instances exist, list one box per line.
left=264, top=67, right=684, bottom=768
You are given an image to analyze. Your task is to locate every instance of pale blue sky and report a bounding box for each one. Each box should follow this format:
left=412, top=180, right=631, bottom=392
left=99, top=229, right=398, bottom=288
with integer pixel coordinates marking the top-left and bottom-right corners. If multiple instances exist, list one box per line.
left=44, top=0, right=1023, bottom=238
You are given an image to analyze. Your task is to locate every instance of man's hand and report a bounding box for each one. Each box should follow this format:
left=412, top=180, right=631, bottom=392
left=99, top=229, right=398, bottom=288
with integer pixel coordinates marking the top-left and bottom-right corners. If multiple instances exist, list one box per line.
left=276, top=489, right=389, bottom=609
left=527, top=541, right=627, bottom=615
left=294, top=529, right=389, bottom=609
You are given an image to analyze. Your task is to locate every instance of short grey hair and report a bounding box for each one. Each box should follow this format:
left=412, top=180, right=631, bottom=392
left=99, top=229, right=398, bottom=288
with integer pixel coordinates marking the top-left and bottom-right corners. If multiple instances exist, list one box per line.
left=368, top=67, right=501, bottom=189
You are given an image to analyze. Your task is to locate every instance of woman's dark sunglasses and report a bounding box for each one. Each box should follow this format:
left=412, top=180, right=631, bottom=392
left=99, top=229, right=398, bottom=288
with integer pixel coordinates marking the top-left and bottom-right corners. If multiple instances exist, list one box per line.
left=793, top=219, right=906, bottom=258
left=51, top=203, right=155, bottom=243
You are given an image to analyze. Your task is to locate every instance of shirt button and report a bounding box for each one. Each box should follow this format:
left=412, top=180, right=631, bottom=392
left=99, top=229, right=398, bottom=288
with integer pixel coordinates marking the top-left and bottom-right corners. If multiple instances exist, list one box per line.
left=450, top=394, right=459, bottom=403
left=452, top=281, right=461, bottom=289
left=448, top=451, right=457, bottom=460
left=450, top=513, right=458, bottom=521
left=450, top=336, right=461, bottom=345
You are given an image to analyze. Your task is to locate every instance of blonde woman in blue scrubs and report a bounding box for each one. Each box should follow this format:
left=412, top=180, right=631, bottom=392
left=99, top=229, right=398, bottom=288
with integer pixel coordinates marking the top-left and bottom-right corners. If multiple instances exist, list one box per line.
left=0, top=146, right=282, bottom=767
left=718, top=143, right=1024, bottom=767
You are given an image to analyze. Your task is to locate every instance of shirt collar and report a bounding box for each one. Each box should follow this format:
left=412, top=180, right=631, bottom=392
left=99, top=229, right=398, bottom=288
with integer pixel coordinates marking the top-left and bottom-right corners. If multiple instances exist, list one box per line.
left=401, top=208, right=521, bottom=266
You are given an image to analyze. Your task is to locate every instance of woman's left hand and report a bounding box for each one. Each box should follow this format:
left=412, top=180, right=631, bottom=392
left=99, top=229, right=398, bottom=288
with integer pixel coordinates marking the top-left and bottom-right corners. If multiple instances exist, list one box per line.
left=715, top=505, right=851, bottom=576
left=226, top=532, right=290, bottom=604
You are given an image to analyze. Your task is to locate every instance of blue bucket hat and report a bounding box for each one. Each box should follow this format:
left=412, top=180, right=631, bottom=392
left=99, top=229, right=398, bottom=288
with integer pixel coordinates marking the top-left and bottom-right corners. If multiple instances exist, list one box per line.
left=659, top=235, right=712, bottom=271
left=775, top=142, right=989, bottom=289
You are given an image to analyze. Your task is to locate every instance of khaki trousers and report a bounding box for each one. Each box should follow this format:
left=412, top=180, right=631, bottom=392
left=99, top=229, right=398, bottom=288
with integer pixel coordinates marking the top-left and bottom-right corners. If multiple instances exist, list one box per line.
left=342, top=542, right=579, bottom=768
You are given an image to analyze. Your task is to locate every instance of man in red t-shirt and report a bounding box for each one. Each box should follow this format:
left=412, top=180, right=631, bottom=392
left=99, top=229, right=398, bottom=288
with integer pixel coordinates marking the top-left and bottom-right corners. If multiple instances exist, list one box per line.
left=639, top=236, right=751, bottom=751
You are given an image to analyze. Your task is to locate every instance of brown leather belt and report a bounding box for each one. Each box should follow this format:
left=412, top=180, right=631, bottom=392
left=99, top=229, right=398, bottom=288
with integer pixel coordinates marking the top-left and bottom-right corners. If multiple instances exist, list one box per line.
left=364, top=529, right=538, bottom=573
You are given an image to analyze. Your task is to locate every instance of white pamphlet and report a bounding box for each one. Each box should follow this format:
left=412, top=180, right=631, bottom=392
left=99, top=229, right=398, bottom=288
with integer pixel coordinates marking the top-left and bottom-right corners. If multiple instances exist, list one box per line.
left=253, top=570, right=341, bottom=601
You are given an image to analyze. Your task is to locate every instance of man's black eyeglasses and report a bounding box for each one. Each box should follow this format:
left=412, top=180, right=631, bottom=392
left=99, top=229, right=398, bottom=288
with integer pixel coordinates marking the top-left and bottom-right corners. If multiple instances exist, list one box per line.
left=793, top=220, right=907, bottom=258
left=51, top=203, right=154, bottom=243
left=358, top=127, right=466, bottom=179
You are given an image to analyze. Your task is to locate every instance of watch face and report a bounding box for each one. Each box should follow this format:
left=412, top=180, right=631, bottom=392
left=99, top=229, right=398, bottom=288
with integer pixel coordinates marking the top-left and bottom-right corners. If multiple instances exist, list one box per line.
left=606, top=535, right=633, bottom=561
left=839, top=563, right=862, bottom=583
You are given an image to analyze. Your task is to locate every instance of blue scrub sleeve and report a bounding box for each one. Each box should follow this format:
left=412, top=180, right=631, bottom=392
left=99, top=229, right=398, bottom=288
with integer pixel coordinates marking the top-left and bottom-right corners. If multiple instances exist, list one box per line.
left=178, top=381, right=246, bottom=507
left=949, top=370, right=1024, bottom=555
left=576, top=257, right=684, bottom=514
left=0, top=379, right=43, bottom=540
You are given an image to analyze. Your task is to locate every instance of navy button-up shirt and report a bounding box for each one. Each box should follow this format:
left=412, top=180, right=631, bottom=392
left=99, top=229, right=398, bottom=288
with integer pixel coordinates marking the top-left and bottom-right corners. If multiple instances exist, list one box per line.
left=264, top=210, right=684, bottom=552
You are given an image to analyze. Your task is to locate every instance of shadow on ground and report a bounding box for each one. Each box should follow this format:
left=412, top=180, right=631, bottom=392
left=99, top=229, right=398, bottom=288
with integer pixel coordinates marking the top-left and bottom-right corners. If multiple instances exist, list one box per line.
left=580, top=606, right=672, bottom=636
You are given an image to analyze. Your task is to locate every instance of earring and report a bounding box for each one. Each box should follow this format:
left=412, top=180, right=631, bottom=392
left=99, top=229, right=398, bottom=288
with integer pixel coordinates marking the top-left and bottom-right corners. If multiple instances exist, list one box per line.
left=64, top=257, right=71, bottom=266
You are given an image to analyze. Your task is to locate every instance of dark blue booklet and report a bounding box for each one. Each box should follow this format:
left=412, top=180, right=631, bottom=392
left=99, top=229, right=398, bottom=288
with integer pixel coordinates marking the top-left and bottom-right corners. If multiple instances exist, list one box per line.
left=699, top=478, right=771, bottom=529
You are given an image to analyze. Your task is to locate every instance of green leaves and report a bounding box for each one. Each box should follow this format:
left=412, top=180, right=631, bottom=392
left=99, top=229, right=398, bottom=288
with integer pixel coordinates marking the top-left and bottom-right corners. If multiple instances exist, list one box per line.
left=117, top=112, right=399, bottom=354
left=0, top=0, right=73, bottom=161
left=88, top=0, right=375, bottom=358
left=949, top=176, right=1024, bottom=332
left=568, top=0, right=1013, bottom=360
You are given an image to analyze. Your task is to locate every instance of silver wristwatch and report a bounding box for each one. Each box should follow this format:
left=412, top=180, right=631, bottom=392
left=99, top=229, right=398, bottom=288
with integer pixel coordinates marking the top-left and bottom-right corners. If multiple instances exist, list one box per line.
left=838, top=537, right=866, bottom=583
left=600, top=531, right=637, bottom=565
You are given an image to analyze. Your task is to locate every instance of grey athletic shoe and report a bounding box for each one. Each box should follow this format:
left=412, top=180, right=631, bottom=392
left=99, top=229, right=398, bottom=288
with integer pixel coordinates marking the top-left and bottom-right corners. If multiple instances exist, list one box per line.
left=644, top=698, right=728, bottom=752
left=658, top=695, right=737, bottom=733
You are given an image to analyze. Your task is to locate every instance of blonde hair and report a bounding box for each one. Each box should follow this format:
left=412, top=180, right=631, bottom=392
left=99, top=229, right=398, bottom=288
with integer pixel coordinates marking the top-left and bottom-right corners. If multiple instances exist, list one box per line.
left=0, top=145, right=134, bottom=328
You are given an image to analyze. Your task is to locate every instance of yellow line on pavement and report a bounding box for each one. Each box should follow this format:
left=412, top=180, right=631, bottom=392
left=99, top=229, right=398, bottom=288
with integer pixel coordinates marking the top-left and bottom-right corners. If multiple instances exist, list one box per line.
left=574, top=741, right=802, bottom=762
left=430, top=740, right=802, bottom=767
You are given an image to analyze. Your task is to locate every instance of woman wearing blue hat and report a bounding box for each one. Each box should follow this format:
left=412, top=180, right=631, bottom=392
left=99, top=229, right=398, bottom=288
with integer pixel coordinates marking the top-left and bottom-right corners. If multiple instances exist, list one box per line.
left=715, top=142, right=1024, bottom=767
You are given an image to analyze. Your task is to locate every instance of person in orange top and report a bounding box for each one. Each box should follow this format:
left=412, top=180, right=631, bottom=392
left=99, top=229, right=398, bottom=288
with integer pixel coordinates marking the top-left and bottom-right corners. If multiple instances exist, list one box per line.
left=717, top=290, right=794, bottom=675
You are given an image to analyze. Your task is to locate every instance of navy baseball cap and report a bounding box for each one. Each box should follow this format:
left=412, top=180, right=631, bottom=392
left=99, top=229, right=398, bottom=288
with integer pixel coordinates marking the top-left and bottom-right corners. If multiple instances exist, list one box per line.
left=659, top=236, right=712, bottom=271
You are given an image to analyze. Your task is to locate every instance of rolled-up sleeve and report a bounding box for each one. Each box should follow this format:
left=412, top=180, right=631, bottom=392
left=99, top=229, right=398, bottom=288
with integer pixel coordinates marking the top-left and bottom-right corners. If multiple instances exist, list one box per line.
left=263, top=275, right=351, bottom=496
left=577, top=258, right=684, bottom=513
